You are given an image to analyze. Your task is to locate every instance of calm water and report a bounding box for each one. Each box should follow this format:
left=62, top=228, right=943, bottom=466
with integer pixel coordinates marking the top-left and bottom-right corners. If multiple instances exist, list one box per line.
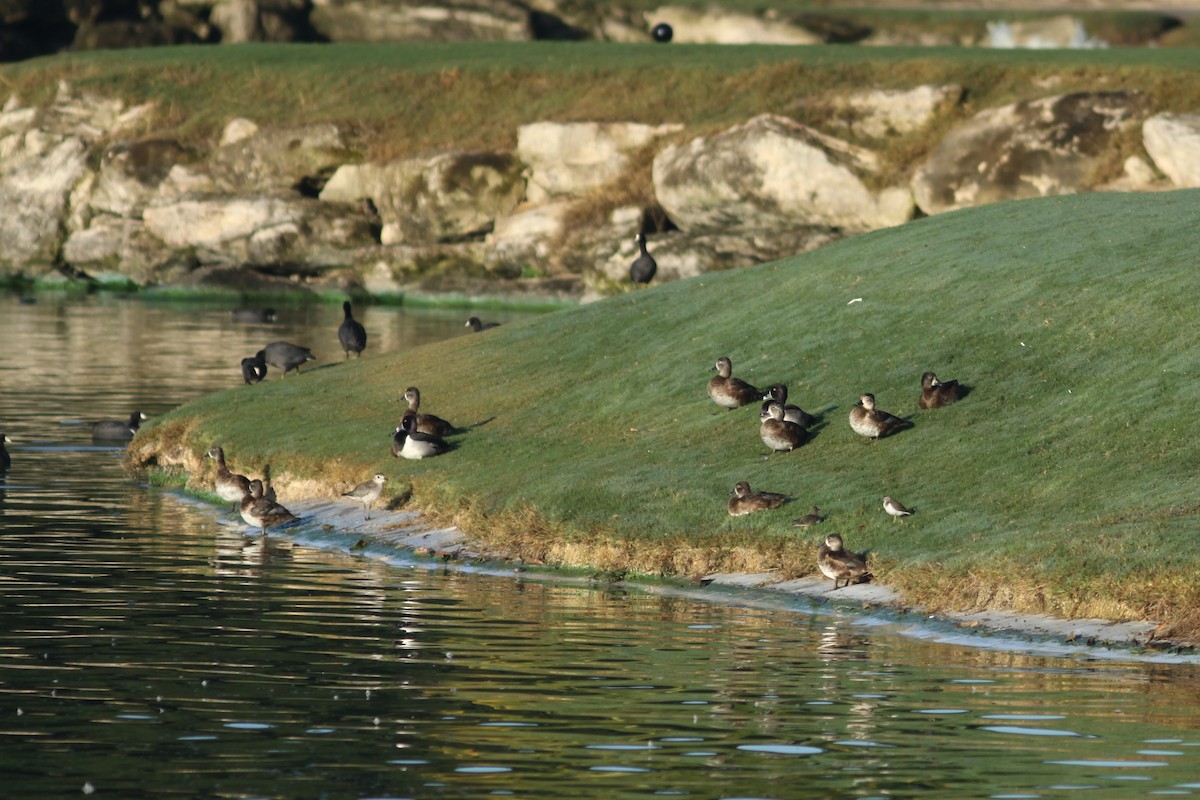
left=2, top=292, right=1200, bottom=799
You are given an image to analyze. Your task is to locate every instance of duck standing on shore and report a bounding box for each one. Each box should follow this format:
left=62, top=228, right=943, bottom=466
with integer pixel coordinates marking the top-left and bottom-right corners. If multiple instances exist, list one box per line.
left=343, top=474, right=387, bottom=520
left=849, top=393, right=908, bottom=440
left=919, top=371, right=968, bottom=409
left=338, top=301, right=367, bottom=360
left=707, top=357, right=762, bottom=410
left=629, top=232, right=657, bottom=288
left=240, top=479, right=298, bottom=536
left=205, top=444, right=251, bottom=514
left=817, top=533, right=871, bottom=589
left=400, top=387, right=456, bottom=437
left=727, top=481, right=790, bottom=516
left=263, top=342, right=316, bottom=377
left=91, top=411, right=147, bottom=442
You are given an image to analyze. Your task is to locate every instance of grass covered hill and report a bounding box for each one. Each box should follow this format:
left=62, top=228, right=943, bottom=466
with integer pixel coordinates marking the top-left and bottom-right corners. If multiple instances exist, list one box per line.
left=132, top=189, right=1200, bottom=640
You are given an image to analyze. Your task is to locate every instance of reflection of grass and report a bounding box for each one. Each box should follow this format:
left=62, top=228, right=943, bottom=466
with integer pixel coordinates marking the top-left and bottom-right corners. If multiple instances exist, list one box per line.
left=133, top=189, right=1200, bottom=640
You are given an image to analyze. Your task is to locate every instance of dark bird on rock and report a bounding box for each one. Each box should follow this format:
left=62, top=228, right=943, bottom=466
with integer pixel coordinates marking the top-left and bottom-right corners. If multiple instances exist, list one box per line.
left=817, top=533, right=871, bottom=589
left=263, top=341, right=315, bottom=377
left=629, top=233, right=657, bottom=288
left=338, top=301, right=367, bottom=360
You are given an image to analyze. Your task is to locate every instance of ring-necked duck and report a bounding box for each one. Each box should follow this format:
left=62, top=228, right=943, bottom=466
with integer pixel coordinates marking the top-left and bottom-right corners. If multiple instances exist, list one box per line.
left=759, top=384, right=814, bottom=429
left=400, top=387, right=456, bottom=437
left=391, top=415, right=452, bottom=460
left=239, top=479, right=299, bottom=535
left=849, top=394, right=908, bottom=440
left=727, top=480, right=790, bottom=516
left=817, top=533, right=871, bottom=589
left=919, top=371, right=968, bottom=409
left=707, top=357, right=761, bottom=410
left=760, top=402, right=807, bottom=453
left=205, top=445, right=251, bottom=513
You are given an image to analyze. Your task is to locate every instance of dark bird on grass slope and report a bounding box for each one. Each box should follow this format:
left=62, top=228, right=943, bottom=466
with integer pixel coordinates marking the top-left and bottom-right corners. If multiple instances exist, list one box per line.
left=817, top=533, right=871, bottom=590
left=848, top=393, right=908, bottom=440
left=629, top=233, right=657, bottom=288
left=883, top=496, right=915, bottom=521
left=727, top=481, right=790, bottom=517
left=919, top=371, right=969, bottom=409
left=760, top=402, right=807, bottom=453
left=759, top=384, right=815, bottom=429
left=391, top=415, right=453, bottom=460
left=707, top=357, right=761, bottom=410
left=792, top=506, right=824, bottom=529
left=338, top=301, right=367, bottom=360
left=343, top=474, right=386, bottom=521
left=205, top=445, right=251, bottom=514
left=400, top=387, right=457, bottom=438
left=263, top=341, right=316, bottom=377
left=241, top=350, right=267, bottom=384
left=466, top=316, right=500, bottom=333
left=239, top=479, right=298, bottom=536
left=91, top=411, right=147, bottom=442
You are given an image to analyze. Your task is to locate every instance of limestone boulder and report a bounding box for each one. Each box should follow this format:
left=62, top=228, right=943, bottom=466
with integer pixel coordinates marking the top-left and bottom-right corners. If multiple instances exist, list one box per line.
left=827, top=85, right=963, bottom=139
left=645, top=6, right=821, bottom=44
left=518, top=121, right=682, bottom=202
left=309, top=0, right=536, bottom=41
left=207, top=121, right=353, bottom=194
left=1143, top=113, right=1200, bottom=188
left=912, top=92, right=1146, bottom=216
left=90, top=138, right=196, bottom=216
left=62, top=216, right=191, bottom=285
left=0, top=132, right=90, bottom=274
left=210, top=0, right=313, bottom=43
left=652, top=113, right=914, bottom=233
left=484, top=199, right=574, bottom=272
left=142, top=193, right=377, bottom=271
left=320, top=151, right=525, bottom=245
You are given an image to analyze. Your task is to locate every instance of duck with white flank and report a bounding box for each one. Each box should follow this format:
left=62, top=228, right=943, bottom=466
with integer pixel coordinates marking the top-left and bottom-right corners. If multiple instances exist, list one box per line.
left=400, top=387, right=456, bottom=437
left=707, top=357, right=761, bottom=410
left=391, top=415, right=452, bottom=460
left=760, top=402, right=807, bottom=453
left=759, top=384, right=814, bottom=429
left=205, top=445, right=251, bottom=513
left=239, top=479, right=299, bottom=536
left=848, top=393, right=908, bottom=440
left=817, top=533, right=871, bottom=589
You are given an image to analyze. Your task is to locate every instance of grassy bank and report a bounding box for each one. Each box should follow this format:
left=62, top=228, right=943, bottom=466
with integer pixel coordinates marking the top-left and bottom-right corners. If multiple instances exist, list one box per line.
left=130, top=189, right=1200, bottom=640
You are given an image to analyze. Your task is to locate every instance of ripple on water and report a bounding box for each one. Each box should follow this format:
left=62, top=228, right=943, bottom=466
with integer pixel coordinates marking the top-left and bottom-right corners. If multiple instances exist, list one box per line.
left=982, top=725, right=1086, bottom=737
left=737, top=744, right=823, bottom=756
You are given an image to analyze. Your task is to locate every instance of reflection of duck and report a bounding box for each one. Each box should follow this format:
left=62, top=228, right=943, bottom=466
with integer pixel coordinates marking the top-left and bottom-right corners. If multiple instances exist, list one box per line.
left=792, top=506, right=824, bottom=529
left=343, top=474, right=386, bottom=520
left=919, top=371, right=967, bottom=409
left=629, top=232, right=657, bottom=288
left=848, top=394, right=907, bottom=440
left=91, top=411, right=147, bottom=442
left=239, top=479, right=298, bottom=535
left=338, top=301, right=367, bottom=360
left=883, top=496, right=915, bottom=521
left=759, top=384, right=814, bottom=429
left=263, top=341, right=315, bottom=377
left=241, top=350, right=267, bottom=384
left=817, top=533, right=871, bottom=589
left=0, top=432, right=11, bottom=470
left=707, top=357, right=761, bottom=410
left=391, top=416, right=452, bottom=460
left=401, top=387, right=456, bottom=437
left=466, top=316, right=500, bottom=333
left=760, top=402, right=806, bottom=453
left=206, top=445, right=251, bottom=513
left=727, top=481, right=789, bottom=516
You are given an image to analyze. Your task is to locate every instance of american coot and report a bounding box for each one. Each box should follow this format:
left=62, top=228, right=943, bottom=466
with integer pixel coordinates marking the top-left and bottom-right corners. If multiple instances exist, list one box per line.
left=919, top=371, right=968, bottom=409
left=400, top=387, right=456, bottom=437
left=629, top=233, right=657, bottom=288
left=241, top=350, right=267, bottom=384
left=338, top=301, right=367, bottom=360
left=707, top=357, right=761, bottom=410
left=759, top=384, right=814, bottom=429
left=0, top=433, right=11, bottom=471
left=391, top=415, right=452, bottom=460
left=760, top=402, right=807, bottom=453
left=849, top=394, right=908, bottom=440
left=465, top=317, right=500, bottom=333
left=239, top=479, right=298, bottom=535
left=883, top=496, right=915, bottom=521
left=263, top=342, right=315, bottom=377
left=817, top=533, right=871, bottom=590
left=91, top=411, right=147, bottom=442
left=205, top=445, right=251, bottom=513
left=342, top=473, right=386, bottom=520
left=727, top=481, right=790, bottom=516
left=230, top=308, right=276, bottom=323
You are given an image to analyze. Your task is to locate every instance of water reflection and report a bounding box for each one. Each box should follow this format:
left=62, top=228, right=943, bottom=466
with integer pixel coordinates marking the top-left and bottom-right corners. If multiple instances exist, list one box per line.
left=4, top=293, right=1200, bottom=798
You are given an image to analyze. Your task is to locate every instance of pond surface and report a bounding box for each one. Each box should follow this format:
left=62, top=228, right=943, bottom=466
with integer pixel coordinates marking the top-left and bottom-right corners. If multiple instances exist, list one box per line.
left=2, top=292, right=1200, bottom=799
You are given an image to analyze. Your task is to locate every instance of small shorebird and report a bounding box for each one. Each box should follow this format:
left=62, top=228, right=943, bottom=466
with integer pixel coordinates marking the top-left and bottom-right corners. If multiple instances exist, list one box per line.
left=759, top=384, right=814, bottom=429
left=727, top=481, right=790, bottom=516
left=817, top=533, right=871, bottom=589
left=919, top=371, right=968, bottom=409
left=792, top=506, right=824, bottom=529
left=707, top=357, right=762, bottom=410
left=883, top=496, right=915, bottom=521
left=400, top=386, right=456, bottom=437
left=629, top=232, right=657, bottom=288
left=91, top=411, right=147, bottom=442
left=391, top=415, right=452, bottom=460
left=760, top=402, right=806, bottom=453
left=343, top=474, right=387, bottom=520
left=240, top=479, right=298, bottom=536
left=338, top=301, right=367, bottom=360
left=849, top=393, right=908, bottom=440
left=205, top=445, right=251, bottom=514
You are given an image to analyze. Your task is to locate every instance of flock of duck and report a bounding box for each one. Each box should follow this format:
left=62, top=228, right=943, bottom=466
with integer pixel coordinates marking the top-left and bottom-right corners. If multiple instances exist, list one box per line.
left=707, top=355, right=967, bottom=590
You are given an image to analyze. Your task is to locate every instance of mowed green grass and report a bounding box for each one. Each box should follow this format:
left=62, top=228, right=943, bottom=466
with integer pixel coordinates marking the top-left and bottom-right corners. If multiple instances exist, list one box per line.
left=136, top=189, right=1200, bottom=633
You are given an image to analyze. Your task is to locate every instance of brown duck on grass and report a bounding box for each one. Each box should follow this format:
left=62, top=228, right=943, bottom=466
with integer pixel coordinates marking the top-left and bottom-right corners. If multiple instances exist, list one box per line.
left=759, top=384, right=815, bottom=429
left=400, top=387, right=456, bottom=437
left=760, top=402, right=807, bottom=453
left=919, top=371, right=969, bottom=409
left=727, top=481, right=790, bottom=516
left=848, top=393, right=909, bottom=440
left=707, top=357, right=761, bottom=410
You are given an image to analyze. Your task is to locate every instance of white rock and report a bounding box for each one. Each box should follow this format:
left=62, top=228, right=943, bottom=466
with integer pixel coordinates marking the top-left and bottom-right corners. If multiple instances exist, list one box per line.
left=1143, top=113, right=1200, bottom=188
